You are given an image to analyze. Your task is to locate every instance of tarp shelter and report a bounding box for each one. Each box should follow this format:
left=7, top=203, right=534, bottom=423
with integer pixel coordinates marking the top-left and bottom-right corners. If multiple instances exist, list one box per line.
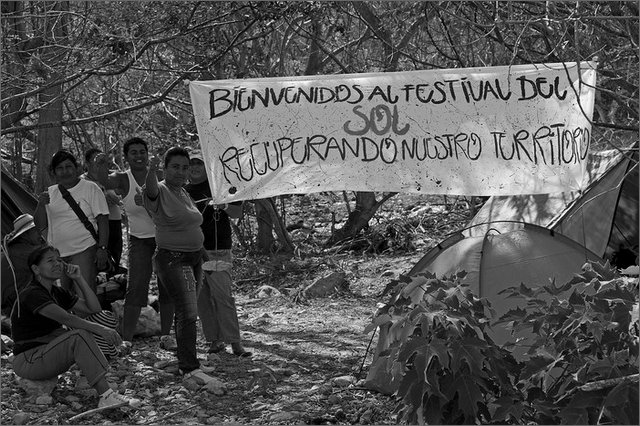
left=406, top=222, right=603, bottom=352
left=1, top=167, right=37, bottom=238
left=466, top=144, right=639, bottom=262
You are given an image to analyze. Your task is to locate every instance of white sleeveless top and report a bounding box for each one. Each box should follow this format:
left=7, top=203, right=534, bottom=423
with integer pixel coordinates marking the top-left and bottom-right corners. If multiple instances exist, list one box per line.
left=122, top=169, right=155, bottom=238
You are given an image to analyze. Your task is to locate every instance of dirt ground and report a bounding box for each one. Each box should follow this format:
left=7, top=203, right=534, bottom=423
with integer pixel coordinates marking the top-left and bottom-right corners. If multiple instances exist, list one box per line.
left=1, top=193, right=470, bottom=425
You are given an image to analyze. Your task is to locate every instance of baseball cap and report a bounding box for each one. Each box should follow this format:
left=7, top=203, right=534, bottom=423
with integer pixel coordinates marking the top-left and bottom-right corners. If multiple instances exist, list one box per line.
left=190, top=150, right=204, bottom=162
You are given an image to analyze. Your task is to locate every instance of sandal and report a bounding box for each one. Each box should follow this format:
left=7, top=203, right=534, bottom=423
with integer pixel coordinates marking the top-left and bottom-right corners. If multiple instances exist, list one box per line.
left=182, top=368, right=216, bottom=386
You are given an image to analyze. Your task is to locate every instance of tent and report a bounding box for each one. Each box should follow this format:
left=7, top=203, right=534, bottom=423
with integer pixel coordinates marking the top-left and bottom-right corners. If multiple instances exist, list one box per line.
left=407, top=222, right=604, bottom=351
left=1, top=167, right=38, bottom=238
left=466, top=144, right=639, bottom=263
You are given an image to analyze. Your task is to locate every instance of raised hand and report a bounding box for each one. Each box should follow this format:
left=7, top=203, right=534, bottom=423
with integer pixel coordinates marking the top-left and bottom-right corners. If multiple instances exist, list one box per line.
left=38, top=191, right=50, bottom=205
left=148, top=155, right=161, bottom=172
left=63, top=262, right=83, bottom=281
left=134, top=187, right=144, bottom=206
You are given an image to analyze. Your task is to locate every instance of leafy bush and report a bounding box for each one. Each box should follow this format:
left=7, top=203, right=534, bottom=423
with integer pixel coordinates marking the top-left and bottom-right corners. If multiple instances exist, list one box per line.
left=366, top=262, right=639, bottom=424
left=499, top=262, right=639, bottom=425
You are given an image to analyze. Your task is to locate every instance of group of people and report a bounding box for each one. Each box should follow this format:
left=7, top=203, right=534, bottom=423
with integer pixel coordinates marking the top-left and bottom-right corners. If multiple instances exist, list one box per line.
left=2, top=137, right=249, bottom=409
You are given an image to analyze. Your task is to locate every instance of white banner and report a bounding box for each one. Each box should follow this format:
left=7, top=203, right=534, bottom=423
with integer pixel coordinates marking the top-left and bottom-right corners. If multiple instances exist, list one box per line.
left=189, top=62, right=596, bottom=203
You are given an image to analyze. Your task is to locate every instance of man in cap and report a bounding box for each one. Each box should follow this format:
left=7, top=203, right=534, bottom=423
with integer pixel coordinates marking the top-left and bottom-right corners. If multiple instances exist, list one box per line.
left=1, top=214, right=45, bottom=316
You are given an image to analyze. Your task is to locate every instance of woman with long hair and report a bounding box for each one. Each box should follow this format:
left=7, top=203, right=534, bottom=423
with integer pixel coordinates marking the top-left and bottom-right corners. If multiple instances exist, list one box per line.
left=11, top=245, right=138, bottom=409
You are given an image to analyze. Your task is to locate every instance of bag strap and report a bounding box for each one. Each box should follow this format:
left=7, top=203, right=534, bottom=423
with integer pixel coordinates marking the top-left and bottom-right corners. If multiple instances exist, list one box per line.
left=58, top=184, right=99, bottom=243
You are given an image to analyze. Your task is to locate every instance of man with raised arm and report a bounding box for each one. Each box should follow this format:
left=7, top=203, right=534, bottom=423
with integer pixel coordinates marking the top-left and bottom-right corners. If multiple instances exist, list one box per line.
left=99, top=137, right=176, bottom=350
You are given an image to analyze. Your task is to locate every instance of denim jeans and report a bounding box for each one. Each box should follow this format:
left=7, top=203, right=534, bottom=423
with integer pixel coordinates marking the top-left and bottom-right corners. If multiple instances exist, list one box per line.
left=154, top=248, right=202, bottom=374
left=198, top=249, right=241, bottom=344
left=13, top=329, right=108, bottom=387
left=125, top=236, right=156, bottom=307
left=108, top=220, right=123, bottom=267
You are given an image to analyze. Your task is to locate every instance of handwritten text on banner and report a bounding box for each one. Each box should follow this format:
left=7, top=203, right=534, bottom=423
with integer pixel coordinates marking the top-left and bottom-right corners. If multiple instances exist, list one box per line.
left=189, top=62, right=596, bottom=202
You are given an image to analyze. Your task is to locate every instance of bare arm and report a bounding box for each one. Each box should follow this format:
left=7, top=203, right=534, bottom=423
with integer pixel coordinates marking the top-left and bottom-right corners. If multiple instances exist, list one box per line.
left=38, top=303, right=122, bottom=347
left=144, top=156, right=161, bottom=200
left=33, top=191, right=49, bottom=234
left=62, top=263, right=102, bottom=316
left=96, top=215, right=109, bottom=248
left=104, top=171, right=128, bottom=195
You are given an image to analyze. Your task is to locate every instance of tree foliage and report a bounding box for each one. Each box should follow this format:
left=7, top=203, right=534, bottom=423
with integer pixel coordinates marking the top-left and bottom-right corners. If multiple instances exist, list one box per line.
left=367, top=262, right=639, bottom=424
left=1, top=1, right=638, bottom=249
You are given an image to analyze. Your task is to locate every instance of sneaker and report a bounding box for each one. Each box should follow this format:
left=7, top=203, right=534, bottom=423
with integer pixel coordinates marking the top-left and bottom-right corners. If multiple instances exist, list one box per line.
left=98, top=388, right=141, bottom=409
left=182, top=368, right=215, bottom=386
left=159, top=335, right=178, bottom=352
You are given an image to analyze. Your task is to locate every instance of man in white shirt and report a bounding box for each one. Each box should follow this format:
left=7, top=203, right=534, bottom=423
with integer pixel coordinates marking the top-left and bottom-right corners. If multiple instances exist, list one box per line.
left=99, top=138, right=176, bottom=350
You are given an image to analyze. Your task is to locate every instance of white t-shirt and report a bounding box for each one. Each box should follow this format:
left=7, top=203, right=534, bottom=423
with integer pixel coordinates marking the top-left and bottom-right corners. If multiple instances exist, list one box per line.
left=46, top=179, right=109, bottom=257
left=121, top=169, right=155, bottom=238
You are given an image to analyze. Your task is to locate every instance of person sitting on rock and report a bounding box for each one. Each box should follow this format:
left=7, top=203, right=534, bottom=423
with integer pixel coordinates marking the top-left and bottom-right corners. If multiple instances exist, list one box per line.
left=1, top=214, right=45, bottom=318
left=11, top=245, right=139, bottom=409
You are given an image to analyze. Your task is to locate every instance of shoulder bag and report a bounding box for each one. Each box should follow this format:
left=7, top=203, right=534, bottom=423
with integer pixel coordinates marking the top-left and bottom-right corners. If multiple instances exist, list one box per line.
left=58, top=184, right=116, bottom=273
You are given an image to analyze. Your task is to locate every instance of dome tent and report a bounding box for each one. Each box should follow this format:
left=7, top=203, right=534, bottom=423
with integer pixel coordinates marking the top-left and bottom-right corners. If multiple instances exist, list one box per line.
left=466, top=144, right=638, bottom=264
left=407, top=222, right=604, bottom=351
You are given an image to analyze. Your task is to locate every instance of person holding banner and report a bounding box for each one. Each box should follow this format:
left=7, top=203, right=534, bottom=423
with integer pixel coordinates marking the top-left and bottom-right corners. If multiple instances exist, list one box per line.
left=142, top=147, right=216, bottom=386
left=184, top=151, right=251, bottom=358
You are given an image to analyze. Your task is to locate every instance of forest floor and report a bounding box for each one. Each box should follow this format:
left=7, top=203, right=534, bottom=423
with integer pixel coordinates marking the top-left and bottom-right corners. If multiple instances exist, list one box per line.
left=1, top=193, right=473, bottom=425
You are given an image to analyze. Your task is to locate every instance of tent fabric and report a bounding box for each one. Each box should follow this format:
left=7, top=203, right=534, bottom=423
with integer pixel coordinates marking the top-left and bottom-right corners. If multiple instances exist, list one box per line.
left=1, top=168, right=38, bottom=239
left=409, top=222, right=603, bottom=301
left=407, top=222, right=604, bottom=351
left=549, top=152, right=637, bottom=258
left=466, top=145, right=639, bottom=260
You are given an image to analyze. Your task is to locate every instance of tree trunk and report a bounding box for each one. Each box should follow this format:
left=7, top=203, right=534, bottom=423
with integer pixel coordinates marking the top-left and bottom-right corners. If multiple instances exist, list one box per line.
left=326, top=192, right=396, bottom=245
left=254, top=200, right=275, bottom=253
left=35, top=75, right=65, bottom=192
left=34, top=1, right=69, bottom=193
left=255, top=198, right=294, bottom=254
left=327, top=2, right=398, bottom=246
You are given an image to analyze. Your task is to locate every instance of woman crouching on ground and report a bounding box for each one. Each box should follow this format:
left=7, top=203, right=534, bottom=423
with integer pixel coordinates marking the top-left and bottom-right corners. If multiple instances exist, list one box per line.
left=143, top=147, right=215, bottom=386
left=11, top=245, right=139, bottom=409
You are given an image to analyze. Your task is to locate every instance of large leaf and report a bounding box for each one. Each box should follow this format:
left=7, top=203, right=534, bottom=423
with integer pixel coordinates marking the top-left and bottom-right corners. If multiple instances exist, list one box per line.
left=603, top=381, right=636, bottom=408
left=564, top=390, right=606, bottom=409
left=450, top=374, right=483, bottom=422
left=490, top=396, right=525, bottom=423
left=519, top=353, right=556, bottom=381
left=423, top=394, right=443, bottom=425
left=587, top=358, right=617, bottom=379
left=596, top=279, right=636, bottom=303
left=397, top=336, right=430, bottom=366
left=557, top=406, right=590, bottom=425
left=364, top=313, right=392, bottom=334
left=449, top=337, right=488, bottom=376
left=424, top=356, right=447, bottom=399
